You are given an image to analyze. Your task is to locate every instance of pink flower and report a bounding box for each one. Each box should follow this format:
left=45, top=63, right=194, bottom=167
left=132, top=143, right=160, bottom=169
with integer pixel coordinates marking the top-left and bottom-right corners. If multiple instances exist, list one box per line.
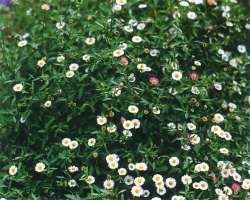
left=231, top=183, right=241, bottom=193
left=120, top=117, right=126, bottom=124
left=149, top=76, right=160, bottom=85
left=190, top=72, right=199, bottom=81
left=209, top=172, right=217, bottom=183
left=120, top=56, right=129, bottom=66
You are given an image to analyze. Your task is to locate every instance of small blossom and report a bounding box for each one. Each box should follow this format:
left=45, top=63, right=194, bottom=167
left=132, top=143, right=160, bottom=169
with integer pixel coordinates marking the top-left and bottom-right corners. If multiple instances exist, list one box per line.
left=172, top=71, right=183, bottom=81
left=187, top=11, right=197, bottom=20
left=97, top=116, right=107, bottom=125
left=134, top=177, right=145, bottom=186
left=118, top=168, right=127, bottom=176
left=132, top=36, right=142, bottom=43
left=57, top=55, right=65, bottom=62
left=165, top=177, right=177, bottom=188
left=68, top=179, right=77, bottom=188
left=237, top=45, right=246, bottom=53
left=87, top=138, right=96, bottom=147
left=128, top=105, right=139, bottom=114
left=69, top=140, right=79, bottom=149
left=44, top=100, right=52, bottom=108
left=13, top=83, right=23, bottom=92
left=85, top=176, right=95, bottom=184
left=41, top=3, right=50, bottom=11
left=9, top=165, right=18, bottom=176
left=18, top=40, right=28, bottom=47
left=169, top=157, right=180, bottom=167
left=149, top=76, right=160, bottom=85
left=37, top=58, right=46, bottom=68
left=82, top=54, right=91, bottom=62
left=123, top=120, right=134, bottom=130
left=124, top=175, right=134, bottom=185
left=116, top=0, right=127, bottom=5
left=190, top=72, right=198, bottom=81
left=231, top=183, right=241, bottom=193
left=120, top=56, right=129, bottom=65
left=65, top=70, right=75, bottom=78
left=69, top=63, right=79, bottom=71
left=56, top=21, right=65, bottom=29
left=131, top=186, right=144, bottom=197
left=62, top=138, right=71, bottom=147
left=103, top=179, right=115, bottom=189
left=135, top=162, right=148, bottom=171
left=35, top=162, right=45, bottom=173
left=113, top=49, right=124, bottom=57
left=181, top=175, right=192, bottom=185
left=85, top=37, right=96, bottom=45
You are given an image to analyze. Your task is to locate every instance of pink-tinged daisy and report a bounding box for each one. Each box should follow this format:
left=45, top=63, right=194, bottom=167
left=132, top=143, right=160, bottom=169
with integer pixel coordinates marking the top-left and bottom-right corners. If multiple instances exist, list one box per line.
left=149, top=76, right=160, bottom=85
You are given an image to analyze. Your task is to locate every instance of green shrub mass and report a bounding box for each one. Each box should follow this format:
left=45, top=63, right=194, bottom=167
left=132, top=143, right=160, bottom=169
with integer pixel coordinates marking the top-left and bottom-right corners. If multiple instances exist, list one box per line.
left=1, top=0, right=250, bottom=199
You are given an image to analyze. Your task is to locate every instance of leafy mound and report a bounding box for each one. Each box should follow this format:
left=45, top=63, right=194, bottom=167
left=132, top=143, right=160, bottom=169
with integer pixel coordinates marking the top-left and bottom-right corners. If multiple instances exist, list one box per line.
left=0, top=0, right=250, bottom=199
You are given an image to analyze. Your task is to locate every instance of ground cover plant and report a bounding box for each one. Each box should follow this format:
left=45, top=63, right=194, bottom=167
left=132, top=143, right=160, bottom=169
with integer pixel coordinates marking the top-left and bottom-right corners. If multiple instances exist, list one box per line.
left=0, top=0, right=250, bottom=199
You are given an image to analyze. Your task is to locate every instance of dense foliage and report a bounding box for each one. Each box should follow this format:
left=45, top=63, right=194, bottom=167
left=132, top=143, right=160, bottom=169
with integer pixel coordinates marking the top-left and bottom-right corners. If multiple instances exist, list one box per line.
left=0, top=0, right=250, bottom=199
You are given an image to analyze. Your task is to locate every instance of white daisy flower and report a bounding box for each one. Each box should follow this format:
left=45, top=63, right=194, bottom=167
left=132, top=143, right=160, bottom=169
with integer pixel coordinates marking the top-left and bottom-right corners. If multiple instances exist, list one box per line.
left=116, top=0, right=127, bottom=6
left=237, top=45, right=246, bottom=53
left=103, top=179, right=115, bottom=189
left=13, top=83, right=23, bottom=92
left=87, top=138, right=96, bottom=147
left=169, top=157, right=180, bottom=167
left=9, top=165, right=18, bottom=176
left=172, top=71, right=183, bottom=81
left=131, top=186, right=144, bottom=197
left=62, top=138, right=71, bottom=147
left=165, top=177, right=177, bottom=188
left=97, top=116, right=107, bottom=125
left=18, top=40, right=28, bottom=47
left=113, top=49, right=124, bottom=57
left=187, top=11, right=197, bottom=20
left=181, top=175, right=192, bottom=185
left=56, top=21, right=65, bottom=29
left=69, top=63, right=79, bottom=71
left=35, top=162, right=46, bottom=173
left=44, top=100, right=52, bottom=108
left=128, top=105, right=139, bottom=114
left=57, top=55, right=65, bottom=62
left=85, top=175, right=95, bottom=184
left=85, top=37, right=96, bottom=45
left=132, top=36, right=142, bottom=43
left=69, top=140, right=79, bottom=149
left=65, top=70, right=75, bottom=78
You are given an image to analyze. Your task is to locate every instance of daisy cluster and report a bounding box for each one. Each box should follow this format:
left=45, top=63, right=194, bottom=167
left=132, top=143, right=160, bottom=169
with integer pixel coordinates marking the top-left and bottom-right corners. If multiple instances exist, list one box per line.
left=1, top=0, right=250, bottom=199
